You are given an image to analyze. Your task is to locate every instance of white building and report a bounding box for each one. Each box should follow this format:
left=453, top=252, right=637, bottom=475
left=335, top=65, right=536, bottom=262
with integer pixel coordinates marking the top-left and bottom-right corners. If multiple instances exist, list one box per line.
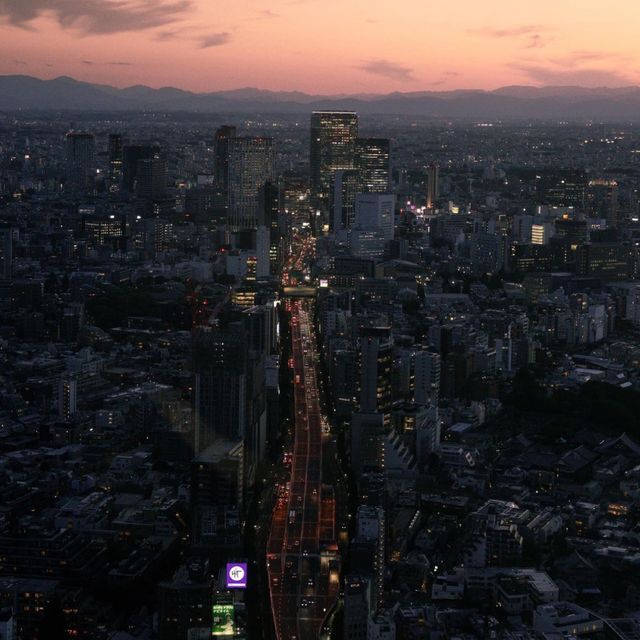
left=355, top=193, right=395, bottom=241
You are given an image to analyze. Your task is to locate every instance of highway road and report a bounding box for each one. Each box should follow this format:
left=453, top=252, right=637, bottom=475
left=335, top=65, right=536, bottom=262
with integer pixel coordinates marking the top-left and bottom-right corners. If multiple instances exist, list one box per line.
left=267, top=298, right=340, bottom=640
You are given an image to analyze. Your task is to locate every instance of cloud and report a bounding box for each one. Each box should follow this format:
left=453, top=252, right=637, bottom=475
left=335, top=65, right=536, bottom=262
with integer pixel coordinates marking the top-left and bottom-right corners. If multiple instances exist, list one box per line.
left=108, top=61, right=132, bottom=66
left=0, top=0, right=192, bottom=35
left=154, top=28, right=181, bottom=40
left=549, top=50, right=631, bottom=66
left=359, top=58, right=414, bottom=81
left=523, top=34, right=554, bottom=50
left=256, top=9, right=279, bottom=18
left=511, top=63, right=632, bottom=87
left=444, top=71, right=460, bottom=77
left=469, top=24, right=546, bottom=38
left=82, top=59, right=94, bottom=65
left=13, top=59, right=27, bottom=65
left=199, top=32, right=231, bottom=48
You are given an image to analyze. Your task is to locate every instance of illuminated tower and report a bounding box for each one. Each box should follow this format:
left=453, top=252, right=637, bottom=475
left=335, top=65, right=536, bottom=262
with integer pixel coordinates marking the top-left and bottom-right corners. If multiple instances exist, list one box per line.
left=227, top=137, right=274, bottom=230
left=359, top=326, right=393, bottom=423
left=214, top=125, right=237, bottom=191
left=356, top=138, right=390, bottom=193
left=310, top=111, right=358, bottom=223
left=426, top=163, right=439, bottom=210
left=108, top=133, right=123, bottom=186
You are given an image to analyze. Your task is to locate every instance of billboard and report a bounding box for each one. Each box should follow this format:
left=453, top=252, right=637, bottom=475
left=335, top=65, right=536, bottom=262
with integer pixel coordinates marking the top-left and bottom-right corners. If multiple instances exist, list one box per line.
left=226, top=563, right=247, bottom=589
left=211, top=604, right=234, bottom=637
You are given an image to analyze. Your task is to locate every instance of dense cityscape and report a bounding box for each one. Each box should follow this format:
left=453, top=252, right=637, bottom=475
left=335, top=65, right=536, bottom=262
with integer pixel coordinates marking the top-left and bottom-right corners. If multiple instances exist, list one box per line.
left=1, top=105, right=640, bottom=640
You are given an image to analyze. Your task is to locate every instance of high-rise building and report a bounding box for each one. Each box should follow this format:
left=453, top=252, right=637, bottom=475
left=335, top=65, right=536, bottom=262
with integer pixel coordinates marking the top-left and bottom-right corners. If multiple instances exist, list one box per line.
left=413, top=348, right=440, bottom=406
left=426, top=163, right=439, bottom=209
left=531, top=223, right=554, bottom=245
left=136, top=154, right=167, bottom=201
left=355, top=193, right=395, bottom=241
left=259, top=181, right=283, bottom=274
left=576, top=242, right=633, bottom=282
left=192, top=323, right=248, bottom=453
left=227, top=137, right=274, bottom=230
left=359, top=326, right=393, bottom=421
left=344, top=575, right=372, bottom=640
left=356, top=506, right=385, bottom=609
left=356, top=138, right=390, bottom=193
left=214, top=125, right=237, bottom=190
left=65, top=132, right=95, bottom=193
left=310, top=111, right=358, bottom=221
left=122, top=144, right=161, bottom=192
left=58, top=375, right=78, bottom=420
left=332, top=169, right=359, bottom=232
left=588, top=179, right=619, bottom=229
left=158, top=559, right=212, bottom=640
left=0, top=225, right=13, bottom=280
left=108, top=133, right=123, bottom=186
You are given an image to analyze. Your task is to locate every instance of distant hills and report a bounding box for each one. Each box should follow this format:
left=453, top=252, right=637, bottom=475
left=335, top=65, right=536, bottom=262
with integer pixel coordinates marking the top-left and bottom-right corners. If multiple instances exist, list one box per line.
left=2, top=75, right=640, bottom=120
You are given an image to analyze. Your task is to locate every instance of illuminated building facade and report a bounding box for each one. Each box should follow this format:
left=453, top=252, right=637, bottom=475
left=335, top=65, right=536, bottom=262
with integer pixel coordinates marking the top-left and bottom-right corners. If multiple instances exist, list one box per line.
left=310, top=111, right=358, bottom=221
left=356, top=137, right=390, bottom=194
left=226, top=137, right=274, bottom=230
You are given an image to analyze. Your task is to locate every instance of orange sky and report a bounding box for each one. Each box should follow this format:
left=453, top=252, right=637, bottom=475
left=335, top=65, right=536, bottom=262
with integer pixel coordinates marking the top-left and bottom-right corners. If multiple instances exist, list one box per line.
left=0, top=0, right=638, bottom=93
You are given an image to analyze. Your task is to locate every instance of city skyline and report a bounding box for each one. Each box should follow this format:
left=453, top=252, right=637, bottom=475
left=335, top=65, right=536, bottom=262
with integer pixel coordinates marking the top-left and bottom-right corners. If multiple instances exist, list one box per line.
left=0, top=0, right=639, bottom=92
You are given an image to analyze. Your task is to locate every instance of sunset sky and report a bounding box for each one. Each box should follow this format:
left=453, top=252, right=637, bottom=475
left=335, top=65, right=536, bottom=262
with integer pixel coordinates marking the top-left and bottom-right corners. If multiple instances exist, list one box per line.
left=0, top=0, right=638, bottom=93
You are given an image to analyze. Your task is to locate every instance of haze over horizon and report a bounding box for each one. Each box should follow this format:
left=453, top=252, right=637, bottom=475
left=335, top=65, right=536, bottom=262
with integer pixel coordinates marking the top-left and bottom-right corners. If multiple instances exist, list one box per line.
left=0, top=0, right=638, bottom=93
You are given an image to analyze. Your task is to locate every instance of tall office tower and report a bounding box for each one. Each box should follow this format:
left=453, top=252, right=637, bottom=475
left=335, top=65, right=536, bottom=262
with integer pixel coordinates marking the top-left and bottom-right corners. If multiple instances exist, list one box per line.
left=344, top=576, right=372, bottom=640
left=136, top=154, right=170, bottom=218
left=538, top=169, right=587, bottom=208
left=192, top=323, right=248, bottom=453
left=259, top=181, right=283, bottom=274
left=214, top=125, right=237, bottom=190
left=122, top=144, right=161, bottom=192
left=332, top=169, right=359, bottom=232
left=136, top=154, right=167, bottom=201
left=227, top=137, right=274, bottom=230
left=355, top=506, right=385, bottom=610
left=310, top=111, right=358, bottom=222
left=108, top=133, right=123, bottom=185
left=413, top=347, right=440, bottom=405
left=359, top=326, right=393, bottom=422
left=65, top=132, right=95, bottom=192
left=0, top=224, right=13, bottom=280
left=588, top=179, right=619, bottom=229
left=356, top=138, right=390, bottom=193
left=355, top=193, right=395, bottom=241
left=426, top=163, right=439, bottom=209
left=58, top=376, right=78, bottom=420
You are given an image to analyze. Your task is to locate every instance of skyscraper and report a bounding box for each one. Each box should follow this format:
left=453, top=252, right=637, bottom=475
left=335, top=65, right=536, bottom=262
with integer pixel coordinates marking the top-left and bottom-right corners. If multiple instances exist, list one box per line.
left=355, top=193, right=395, bottom=241
left=426, top=163, right=439, bottom=209
left=259, top=181, right=283, bottom=274
left=65, top=132, right=95, bottom=193
left=588, top=179, right=619, bottom=229
left=332, top=169, right=359, bottom=232
left=0, top=224, right=13, bottom=280
left=192, top=323, right=248, bottom=453
left=214, top=125, right=237, bottom=191
left=58, top=375, right=78, bottom=420
left=310, top=111, right=358, bottom=221
left=359, top=325, right=393, bottom=421
left=356, top=138, right=390, bottom=193
left=226, top=137, right=274, bottom=230
left=122, top=144, right=161, bottom=193
left=108, top=133, right=123, bottom=186
left=136, top=154, right=167, bottom=201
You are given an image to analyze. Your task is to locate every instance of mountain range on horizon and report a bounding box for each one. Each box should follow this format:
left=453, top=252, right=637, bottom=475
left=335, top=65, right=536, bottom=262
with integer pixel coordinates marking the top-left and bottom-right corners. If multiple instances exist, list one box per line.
left=3, top=74, right=640, bottom=120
